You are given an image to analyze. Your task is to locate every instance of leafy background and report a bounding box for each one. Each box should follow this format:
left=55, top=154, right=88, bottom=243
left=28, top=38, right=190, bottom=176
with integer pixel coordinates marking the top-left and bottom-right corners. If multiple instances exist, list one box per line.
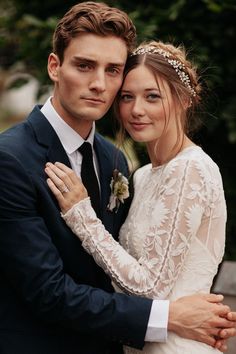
left=0, top=0, right=236, bottom=259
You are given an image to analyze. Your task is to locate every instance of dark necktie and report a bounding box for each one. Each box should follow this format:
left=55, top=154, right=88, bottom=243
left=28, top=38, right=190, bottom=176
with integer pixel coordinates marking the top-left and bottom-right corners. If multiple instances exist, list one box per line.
left=79, top=142, right=101, bottom=218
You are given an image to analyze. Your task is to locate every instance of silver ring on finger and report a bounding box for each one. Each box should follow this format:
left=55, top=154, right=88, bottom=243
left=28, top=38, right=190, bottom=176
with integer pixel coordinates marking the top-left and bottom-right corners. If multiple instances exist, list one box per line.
left=61, top=186, right=69, bottom=193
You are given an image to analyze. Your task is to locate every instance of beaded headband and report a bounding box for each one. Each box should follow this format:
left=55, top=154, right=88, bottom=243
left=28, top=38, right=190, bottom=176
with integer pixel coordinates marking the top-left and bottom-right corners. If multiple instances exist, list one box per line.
left=131, top=46, right=197, bottom=97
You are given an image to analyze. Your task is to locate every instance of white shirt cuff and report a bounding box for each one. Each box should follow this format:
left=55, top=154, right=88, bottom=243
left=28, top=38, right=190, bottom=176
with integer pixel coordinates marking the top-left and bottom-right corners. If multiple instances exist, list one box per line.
left=145, top=300, right=169, bottom=342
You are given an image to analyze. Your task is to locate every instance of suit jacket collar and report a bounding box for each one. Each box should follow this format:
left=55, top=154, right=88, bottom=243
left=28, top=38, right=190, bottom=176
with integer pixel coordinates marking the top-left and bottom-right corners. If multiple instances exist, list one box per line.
left=27, top=106, right=113, bottom=221
left=27, top=105, right=71, bottom=167
left=94, top=134, right=114, bottom=218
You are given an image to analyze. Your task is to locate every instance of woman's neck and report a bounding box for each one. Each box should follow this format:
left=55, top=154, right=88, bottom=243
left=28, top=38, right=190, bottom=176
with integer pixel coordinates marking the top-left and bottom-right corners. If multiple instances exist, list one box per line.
left=147, top=135, right=195, bottom=167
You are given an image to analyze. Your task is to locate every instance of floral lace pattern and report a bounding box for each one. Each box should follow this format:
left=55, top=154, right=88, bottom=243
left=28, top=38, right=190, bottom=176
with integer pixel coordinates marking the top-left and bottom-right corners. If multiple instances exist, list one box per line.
left=62, top=146, right=226, bottom=353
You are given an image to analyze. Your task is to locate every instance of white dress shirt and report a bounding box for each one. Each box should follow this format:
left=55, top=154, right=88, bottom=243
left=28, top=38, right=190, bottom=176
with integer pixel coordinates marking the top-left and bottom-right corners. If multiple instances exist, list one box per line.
left=41, top=97, right=100, bottom=183
left=41, top=97, right=169, bottom=343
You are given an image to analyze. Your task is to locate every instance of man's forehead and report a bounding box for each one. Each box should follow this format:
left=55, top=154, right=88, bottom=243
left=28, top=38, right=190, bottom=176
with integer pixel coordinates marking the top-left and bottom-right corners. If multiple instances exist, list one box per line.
left=66, top=34, right=128, bottom=63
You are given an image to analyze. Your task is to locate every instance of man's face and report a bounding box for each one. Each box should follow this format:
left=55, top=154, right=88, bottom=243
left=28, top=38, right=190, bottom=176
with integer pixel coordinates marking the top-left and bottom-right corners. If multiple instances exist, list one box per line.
left=48, top=33, right=127, bottom=137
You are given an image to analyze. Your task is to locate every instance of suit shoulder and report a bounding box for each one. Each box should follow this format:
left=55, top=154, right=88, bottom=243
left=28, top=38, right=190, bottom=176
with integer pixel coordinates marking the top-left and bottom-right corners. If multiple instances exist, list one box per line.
left=95, top=132, right=126, bottom=158
left=95, top=133, right=117, bottom=150
left=95, top=132, right=129, bottom=174
left=0, top=121, right=28, bottom=150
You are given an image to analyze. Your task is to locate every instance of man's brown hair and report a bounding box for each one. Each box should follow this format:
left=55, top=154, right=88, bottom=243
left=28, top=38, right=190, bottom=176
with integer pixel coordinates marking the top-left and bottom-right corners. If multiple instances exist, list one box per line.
left=53, top=1, right=136, bottom=63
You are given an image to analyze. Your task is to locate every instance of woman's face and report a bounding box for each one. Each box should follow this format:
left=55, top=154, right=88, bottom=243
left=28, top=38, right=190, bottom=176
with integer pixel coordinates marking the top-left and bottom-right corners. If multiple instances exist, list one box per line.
left=119, top=64, right=178, bottom=144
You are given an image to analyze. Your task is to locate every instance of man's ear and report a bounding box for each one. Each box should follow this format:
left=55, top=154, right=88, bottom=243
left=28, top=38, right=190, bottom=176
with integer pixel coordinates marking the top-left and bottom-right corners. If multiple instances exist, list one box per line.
left=47, top=53, right=60, bottom=82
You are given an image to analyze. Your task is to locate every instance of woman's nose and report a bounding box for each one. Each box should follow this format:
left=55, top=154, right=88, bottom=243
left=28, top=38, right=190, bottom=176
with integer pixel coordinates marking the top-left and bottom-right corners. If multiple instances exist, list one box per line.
left=131, top=98, right=145, bottom=117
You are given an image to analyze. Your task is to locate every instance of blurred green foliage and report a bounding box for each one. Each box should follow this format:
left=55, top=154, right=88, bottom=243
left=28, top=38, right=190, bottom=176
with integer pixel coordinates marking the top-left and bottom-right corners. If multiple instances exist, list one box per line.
left=0, top=0, right=236, bottom=259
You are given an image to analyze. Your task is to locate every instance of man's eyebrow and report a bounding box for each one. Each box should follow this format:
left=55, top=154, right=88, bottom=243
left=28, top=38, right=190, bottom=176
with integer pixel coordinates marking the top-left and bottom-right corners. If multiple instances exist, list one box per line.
left=72, top=56, right=95, bottom=64
left=108, top=62, right=125, bottom=68
left=73, top=56, right=125, bottom=67
left=121, top=88, right=161, bottom=92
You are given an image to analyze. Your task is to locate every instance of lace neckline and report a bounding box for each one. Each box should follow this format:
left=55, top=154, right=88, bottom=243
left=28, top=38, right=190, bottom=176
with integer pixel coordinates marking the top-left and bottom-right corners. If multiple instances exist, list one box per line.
left=151, top=145, right=201, bottom=171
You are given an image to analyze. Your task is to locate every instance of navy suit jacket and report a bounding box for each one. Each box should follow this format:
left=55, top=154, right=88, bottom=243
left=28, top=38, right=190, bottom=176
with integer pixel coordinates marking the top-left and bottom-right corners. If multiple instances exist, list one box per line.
left=0, top=106, right=152, bottom=354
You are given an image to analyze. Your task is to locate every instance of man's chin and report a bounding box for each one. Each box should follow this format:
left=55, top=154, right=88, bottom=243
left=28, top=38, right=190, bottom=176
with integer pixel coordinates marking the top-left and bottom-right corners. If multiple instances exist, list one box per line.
left=82, top=108, right=109, bottom=121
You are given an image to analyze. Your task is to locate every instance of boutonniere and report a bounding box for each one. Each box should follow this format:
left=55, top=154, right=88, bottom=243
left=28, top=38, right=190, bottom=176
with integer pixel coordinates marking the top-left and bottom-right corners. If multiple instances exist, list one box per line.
left=107, top=169, right=130, bottom=213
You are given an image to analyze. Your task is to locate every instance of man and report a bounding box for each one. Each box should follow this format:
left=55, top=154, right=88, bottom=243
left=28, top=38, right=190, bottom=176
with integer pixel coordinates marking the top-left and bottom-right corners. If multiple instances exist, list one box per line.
left=0, top=2, right=235, bottom=354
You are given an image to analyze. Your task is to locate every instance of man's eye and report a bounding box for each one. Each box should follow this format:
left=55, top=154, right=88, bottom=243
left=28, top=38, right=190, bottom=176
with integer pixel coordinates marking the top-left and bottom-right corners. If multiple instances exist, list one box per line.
left=77, top=63, right=91, bottom=71
left=107, top=67, right=120, bottom=75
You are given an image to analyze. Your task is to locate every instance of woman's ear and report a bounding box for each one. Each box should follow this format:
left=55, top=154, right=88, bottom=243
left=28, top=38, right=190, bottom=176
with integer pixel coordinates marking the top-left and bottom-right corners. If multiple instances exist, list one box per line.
left=47, top=53, right=60, bottom=82
left=182, top=94, right=192, bottom=110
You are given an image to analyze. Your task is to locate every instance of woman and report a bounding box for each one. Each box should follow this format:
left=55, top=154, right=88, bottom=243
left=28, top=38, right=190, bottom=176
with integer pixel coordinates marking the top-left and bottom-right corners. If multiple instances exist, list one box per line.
left=45, top=40, right=226, bottom=353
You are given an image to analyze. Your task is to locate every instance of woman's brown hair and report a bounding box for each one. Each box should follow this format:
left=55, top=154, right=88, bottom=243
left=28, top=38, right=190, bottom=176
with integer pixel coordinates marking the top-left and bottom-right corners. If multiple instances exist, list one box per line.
left=114, top=40, right=203, bottom=163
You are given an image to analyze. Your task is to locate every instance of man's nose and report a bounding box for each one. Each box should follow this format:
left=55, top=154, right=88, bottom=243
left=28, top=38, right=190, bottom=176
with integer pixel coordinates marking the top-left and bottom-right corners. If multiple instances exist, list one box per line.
left=89, top=70, right=106, bottom=93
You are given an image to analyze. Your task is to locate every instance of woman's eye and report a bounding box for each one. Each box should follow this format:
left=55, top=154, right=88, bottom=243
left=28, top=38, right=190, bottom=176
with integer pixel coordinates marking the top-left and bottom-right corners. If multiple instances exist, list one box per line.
left=147, top=93, right=160, bottom=101
left=120, top=94, right=133, bottom=102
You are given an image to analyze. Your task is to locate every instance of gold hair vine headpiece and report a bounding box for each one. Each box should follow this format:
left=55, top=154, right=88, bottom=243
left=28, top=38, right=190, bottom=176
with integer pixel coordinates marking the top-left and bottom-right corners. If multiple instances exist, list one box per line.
left=131, top=46, right=197, bottom=97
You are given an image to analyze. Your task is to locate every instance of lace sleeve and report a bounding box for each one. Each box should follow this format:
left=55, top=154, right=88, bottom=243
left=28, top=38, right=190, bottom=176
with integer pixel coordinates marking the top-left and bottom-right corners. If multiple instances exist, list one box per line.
left=62, top=158, right=219, bottom=298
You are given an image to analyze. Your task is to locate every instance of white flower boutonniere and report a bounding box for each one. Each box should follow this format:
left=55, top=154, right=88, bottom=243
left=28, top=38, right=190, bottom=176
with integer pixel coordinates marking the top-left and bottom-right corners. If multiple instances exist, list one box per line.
left=107, top=169, right=129, bottom=213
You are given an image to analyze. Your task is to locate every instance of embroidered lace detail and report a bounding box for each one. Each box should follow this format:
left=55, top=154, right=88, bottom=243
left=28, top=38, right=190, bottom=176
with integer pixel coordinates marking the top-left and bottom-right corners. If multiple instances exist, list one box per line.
left=62, top=146, right=225, bottom=353
left=62, top=146, right=226, bottom=303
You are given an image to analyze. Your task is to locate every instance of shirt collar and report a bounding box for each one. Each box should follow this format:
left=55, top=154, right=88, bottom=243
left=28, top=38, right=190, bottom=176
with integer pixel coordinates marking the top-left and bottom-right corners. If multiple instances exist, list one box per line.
left=41, top=97, right=95, bottom=154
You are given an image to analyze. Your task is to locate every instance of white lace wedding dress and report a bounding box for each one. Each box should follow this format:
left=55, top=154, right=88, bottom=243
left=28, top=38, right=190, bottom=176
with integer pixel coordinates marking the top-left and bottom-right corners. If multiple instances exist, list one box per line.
left=62, top=146, right=226, bottom=354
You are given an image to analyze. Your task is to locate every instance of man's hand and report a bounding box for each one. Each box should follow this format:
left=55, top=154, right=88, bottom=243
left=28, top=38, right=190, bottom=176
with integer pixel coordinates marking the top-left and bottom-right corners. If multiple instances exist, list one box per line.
left=215, top=311, right=236, bottom=351
left=168, top=293, right=236, bottom=351
left=227, top=311, right=236, bottom=321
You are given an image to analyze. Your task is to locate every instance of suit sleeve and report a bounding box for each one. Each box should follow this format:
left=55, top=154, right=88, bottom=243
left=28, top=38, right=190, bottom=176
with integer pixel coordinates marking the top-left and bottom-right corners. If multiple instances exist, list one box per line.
left=0, top=150, right=152, bottom=349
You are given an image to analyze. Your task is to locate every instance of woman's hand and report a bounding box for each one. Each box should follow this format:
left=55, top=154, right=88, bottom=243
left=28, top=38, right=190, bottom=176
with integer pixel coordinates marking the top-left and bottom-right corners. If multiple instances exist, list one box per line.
left=45, top=162, right=88, bottom=214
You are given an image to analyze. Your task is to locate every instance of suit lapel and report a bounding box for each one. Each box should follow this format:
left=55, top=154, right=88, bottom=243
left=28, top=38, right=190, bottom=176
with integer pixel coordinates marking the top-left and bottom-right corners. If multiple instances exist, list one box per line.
left=28, top=107, right=117, bottom=232
left=27, top=106, right=71, bottom=167
left=28, top=108, right=112, bottom=213
left=94, top=134, right=129, bottom=239
left=46, top=136, right=71, bottom=167
left=94, top=134, right=114, bottom=221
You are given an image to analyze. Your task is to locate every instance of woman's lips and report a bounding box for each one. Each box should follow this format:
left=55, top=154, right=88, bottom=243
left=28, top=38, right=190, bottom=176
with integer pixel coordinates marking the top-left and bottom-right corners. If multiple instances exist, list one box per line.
left=129, top=122, right=150, bottom=130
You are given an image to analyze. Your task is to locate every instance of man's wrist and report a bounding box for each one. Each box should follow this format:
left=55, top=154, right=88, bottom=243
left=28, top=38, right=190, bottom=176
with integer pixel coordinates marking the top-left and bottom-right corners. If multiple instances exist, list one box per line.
left=145, top=300, right=169, bottom=342
left=168, top=301, right=177, bottom=332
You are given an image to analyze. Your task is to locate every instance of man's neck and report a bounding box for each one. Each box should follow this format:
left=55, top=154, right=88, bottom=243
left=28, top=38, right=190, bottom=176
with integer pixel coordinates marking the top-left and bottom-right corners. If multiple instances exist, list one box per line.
left=50, top=96, right=93, bottom=139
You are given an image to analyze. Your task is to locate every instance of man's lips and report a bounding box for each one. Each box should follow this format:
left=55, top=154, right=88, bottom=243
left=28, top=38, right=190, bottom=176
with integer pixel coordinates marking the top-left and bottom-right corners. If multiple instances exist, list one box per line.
left=81, top=97, right=105, bottom=104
